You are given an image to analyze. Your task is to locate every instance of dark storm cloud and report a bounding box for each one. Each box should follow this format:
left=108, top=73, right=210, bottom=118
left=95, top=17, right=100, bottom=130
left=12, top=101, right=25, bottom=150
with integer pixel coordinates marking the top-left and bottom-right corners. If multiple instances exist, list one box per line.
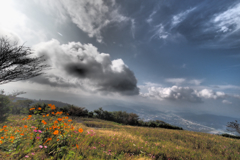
left=31, top=39, right=139, bottom=95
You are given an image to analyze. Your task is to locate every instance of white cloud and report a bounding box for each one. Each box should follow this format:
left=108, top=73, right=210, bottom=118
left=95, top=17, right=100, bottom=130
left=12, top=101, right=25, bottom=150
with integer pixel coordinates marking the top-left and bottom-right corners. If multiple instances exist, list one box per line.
left=165, top=78, right=186, bottom=85
left=34, top=0, right=130, bottom=43
left=172, top=7, right=196, bottom=27
left=213, top=2, right=240, bottom=34
left=197, top=89, right=226, bottom=99
left=30, top=39, right=139, bottom=95
left=222, top=100, right=232, bottom=104
left=165, top=78, right=203, bottom=86
left=131, top=19, right=136, bottom=39
left=151, top=24, right=169, bottom=40
left=140, top=86, right=202, bottom=103
left=188, top=79, right=204, bottom=85
left=140, top=84, right=233, bottom=103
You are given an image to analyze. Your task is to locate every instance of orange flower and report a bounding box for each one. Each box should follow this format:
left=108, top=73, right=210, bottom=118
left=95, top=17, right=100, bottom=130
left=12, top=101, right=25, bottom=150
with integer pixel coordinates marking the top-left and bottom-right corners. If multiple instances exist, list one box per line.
left=58, top=118, right=62, bottom=121
left=28, top=115, right=32, bottom=118
left=29, top=108, right=35, bottom=110
left=64, top=123, right=67, bottom=126
left=0, top=140, right=2, bottom=144
left=57, top=139, right=59, bottom=141
left=38, top=107, right=42, bottom=110
left=53, top=130, right=59, bottom=135
left=24, top=125, right=27, bottom=128
left=51, top=112, right=55, bottom=115
left=76, top=144, right=79, bottom=149
left=68, top=120, right=72, bottom=122
left=54, top=120, right=58, bottom=124
left=67, top=113, right=69, bottom=115
left=46, top=114, right=49, bottom=117
left=48, top=104, right=56, bottom=110
left=42, top=120, right=47, bottom=125
left=65, top=117, right=69, bottom=119
left=71, top=126, right=74, bottom=130
left=20, top=133, right=24, bottom=136
left=78, top=128, right=83, bottom=133
left=43, top=115, right=45, bottom=117
left=3, top=126, right=7, bottom=128
left=27, top=118, right=30, bottom=120
left=22, top=118, right=25, bottom=120
left=1, top=137, right=4, bottom=139
left=10, top=136, right=14, bottom=139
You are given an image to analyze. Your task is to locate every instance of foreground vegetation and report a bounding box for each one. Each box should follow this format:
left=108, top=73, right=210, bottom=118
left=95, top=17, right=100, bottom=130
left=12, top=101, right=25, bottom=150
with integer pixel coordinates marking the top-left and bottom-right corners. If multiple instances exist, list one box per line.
left=0, top=94, right=240, bottom=159
left=0, top=111, right=240, bottom=159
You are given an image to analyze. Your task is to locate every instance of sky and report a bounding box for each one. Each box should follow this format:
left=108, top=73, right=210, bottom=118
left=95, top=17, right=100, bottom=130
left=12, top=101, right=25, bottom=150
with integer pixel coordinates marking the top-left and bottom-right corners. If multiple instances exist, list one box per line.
left=1, top=0, right=240, bottom=122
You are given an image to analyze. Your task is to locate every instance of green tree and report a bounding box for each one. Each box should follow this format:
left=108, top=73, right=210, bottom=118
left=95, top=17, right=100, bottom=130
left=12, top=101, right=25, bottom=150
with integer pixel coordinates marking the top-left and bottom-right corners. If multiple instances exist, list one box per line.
left=0, top=90, right=11, bottom=121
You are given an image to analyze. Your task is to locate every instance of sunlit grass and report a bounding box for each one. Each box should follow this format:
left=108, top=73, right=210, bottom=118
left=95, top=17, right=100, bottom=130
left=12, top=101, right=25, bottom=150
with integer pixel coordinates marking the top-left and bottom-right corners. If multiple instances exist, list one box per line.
left=0, top=104, right=240, bottom=159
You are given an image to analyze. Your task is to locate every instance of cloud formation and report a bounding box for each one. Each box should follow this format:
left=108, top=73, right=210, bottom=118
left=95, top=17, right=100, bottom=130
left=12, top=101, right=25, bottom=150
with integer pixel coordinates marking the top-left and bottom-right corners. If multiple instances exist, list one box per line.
left=140, top=86, right=202, bottom=103
left=30, top=39, right=139, bottom=95
left=140, top=86, right=229, bottom=103
left=34, top=0, right=129, bottom=42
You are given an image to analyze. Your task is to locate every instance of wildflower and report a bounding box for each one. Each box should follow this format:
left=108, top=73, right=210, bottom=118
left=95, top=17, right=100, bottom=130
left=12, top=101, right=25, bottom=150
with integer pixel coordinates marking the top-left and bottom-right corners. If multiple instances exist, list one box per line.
left=20, top=133, right=24, bottom=136
left=10, top=136, right=14, bottom=139
left=38, top=130, right=42, bottom=133
left=31, top=126, right=36, bottom=128
left=46, top=114, right=49, bottom=116
left=57, top=139, right=59, bottom=141
left=53, top=130, right=59, bottom=135
left=42, top=120, right=47, bottom=125
left=3, top=125, right=7, bottom=128
left=43, top=115, right=45, bottom=117
left=22, top=118, right=25, bottom=120
left=34, top=130, right=37, bottom=132
left=27, top=118, right=30, bottom=120
left=93, top=147, right=96, bottom=149
left=58, top=118, right=62, bottom=121
left=1, top=137, right=4, bottom=139
left=28, top=115, right=32, bottom=118
left=31, top=153, right=35, bottom=155
left=54, top=120, right=58, bottom=124
left=29, top=108, right=35, bottom=110
left=44, top=146, right=47, bottom=148
left=38, top=107, right=41, bottom=110
left=78, top=128, right=83, bottom=133
left=24, top=125, right=28, bottom=128
left=0, top=140, right=2, bottom=144
left=68, top=119, right=72, bottom=122
left=39, top=145, right=43, bottom=148
left=36, top=136, right=40, bottom=139
left=76, top=144, right=79, bottom=149
left=25, top=155, right=29, bottom=158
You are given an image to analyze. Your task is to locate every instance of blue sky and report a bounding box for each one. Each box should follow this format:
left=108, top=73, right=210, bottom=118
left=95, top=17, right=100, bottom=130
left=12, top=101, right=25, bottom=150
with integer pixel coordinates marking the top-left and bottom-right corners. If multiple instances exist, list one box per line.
left=1, top=0, right=240, bottom=121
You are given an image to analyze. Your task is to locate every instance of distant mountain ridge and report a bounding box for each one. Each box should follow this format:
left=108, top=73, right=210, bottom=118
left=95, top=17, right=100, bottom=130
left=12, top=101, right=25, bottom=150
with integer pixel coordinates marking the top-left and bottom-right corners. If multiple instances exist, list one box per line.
left=8, top=96, right=240, bottom=136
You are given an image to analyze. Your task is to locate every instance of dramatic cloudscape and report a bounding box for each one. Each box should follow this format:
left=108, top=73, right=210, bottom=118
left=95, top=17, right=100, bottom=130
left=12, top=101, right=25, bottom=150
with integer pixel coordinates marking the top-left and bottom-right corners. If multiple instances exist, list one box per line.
left=1, top=0, right=240, bottom=135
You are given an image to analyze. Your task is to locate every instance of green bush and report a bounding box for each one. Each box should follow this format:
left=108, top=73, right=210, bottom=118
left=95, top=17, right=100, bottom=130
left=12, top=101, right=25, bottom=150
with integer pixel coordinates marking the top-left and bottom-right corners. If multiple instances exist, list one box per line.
left=0, top=94, right=11, bottom=122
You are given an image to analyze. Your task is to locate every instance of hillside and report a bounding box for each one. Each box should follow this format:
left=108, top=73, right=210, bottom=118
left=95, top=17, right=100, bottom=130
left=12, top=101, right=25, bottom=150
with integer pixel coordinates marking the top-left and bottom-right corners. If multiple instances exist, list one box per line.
left=0, top=114, right=240, bottom=159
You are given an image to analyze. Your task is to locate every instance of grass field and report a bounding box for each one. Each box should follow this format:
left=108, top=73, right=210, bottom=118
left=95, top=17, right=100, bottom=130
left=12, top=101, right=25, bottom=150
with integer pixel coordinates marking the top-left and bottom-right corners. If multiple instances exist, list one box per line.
left=0, top=105, right=239, bottom=160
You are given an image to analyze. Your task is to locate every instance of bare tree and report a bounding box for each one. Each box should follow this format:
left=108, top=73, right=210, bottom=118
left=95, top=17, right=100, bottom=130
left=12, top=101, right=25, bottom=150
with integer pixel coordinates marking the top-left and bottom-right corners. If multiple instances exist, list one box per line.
left=0, top=36, right=51, bottom=85
left=226, top=120, right=240, bottom=135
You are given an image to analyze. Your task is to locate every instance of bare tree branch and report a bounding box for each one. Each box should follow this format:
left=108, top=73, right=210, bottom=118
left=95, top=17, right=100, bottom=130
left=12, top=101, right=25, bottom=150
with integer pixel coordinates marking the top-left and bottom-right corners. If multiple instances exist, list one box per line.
left=0, top=37, right=52, bottom=85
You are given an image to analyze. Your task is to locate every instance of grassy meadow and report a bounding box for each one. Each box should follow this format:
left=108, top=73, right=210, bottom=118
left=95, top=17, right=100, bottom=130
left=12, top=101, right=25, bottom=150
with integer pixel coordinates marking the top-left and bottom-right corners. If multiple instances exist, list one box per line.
left=0, top=104, right=239, bottom=160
